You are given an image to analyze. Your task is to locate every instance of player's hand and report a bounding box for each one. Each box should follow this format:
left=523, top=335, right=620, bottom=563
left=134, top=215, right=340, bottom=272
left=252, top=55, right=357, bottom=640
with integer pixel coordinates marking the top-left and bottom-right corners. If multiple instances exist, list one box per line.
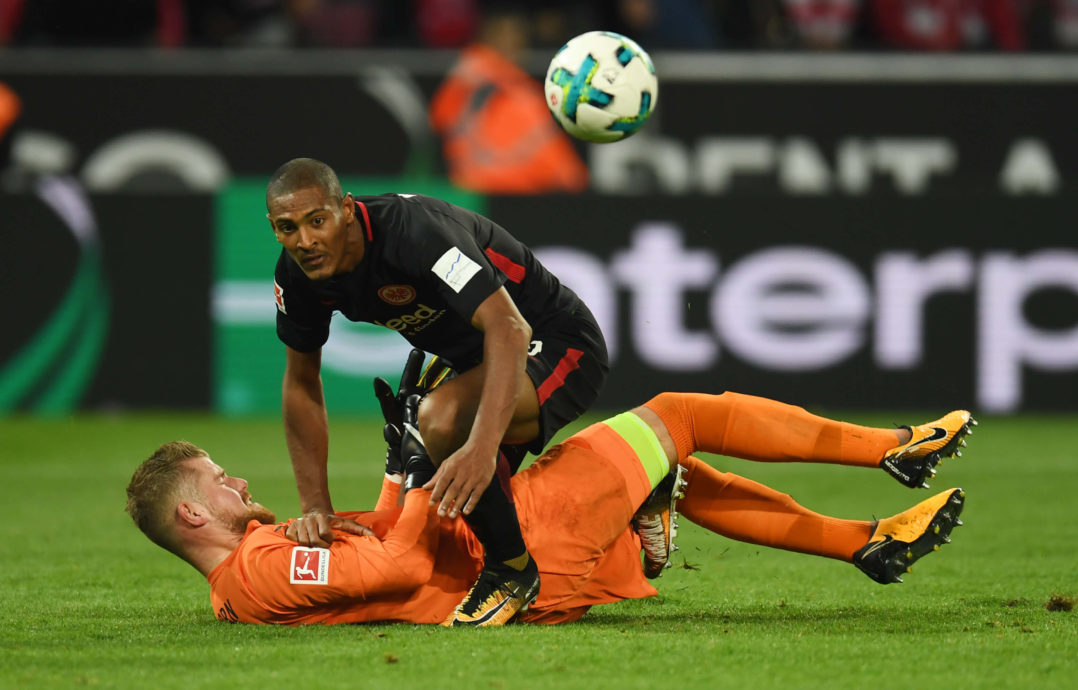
left=328, top=516, right=377, bottom=539
left=281, top=512, right=378, bottom=546
left=423, top=443, right=496, bottom=518
left=283, top=510, right=338, bottom=548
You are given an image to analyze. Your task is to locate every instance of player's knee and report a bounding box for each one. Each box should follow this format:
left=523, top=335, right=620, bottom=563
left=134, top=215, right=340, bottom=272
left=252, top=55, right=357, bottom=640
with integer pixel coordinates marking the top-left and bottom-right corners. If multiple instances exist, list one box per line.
left=644, top=391, right=699, bottom=419
left=645, top=392, right=681, bottom=410
left=416, top=393, right=469, bottom=459
left=648, top=390, right=737, bottom=409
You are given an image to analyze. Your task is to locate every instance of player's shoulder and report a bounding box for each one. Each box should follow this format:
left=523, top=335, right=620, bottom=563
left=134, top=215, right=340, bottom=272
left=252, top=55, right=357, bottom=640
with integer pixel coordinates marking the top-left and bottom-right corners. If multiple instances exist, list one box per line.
left=356, top=193, right=432, bottom=235
left=357, top=192, right=466, bottom=218
left=274, top=247, right=301, bottom=280
left=354, top=192, right=440, bottom=214
left=210, top=524, right=287, bottom=580
left=368, top=193, right=475, bottom=243
left=236, top=522, right=308, bottom=558
left=245, top=521, right=290, bottom=543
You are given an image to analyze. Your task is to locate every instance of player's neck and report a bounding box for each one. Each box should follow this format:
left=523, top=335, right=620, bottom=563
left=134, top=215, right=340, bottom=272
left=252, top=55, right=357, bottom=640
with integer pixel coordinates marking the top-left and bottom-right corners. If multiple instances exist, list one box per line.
left=336, top=219, right=367, bottom=274
left=187, top=530, right=244, bottom=578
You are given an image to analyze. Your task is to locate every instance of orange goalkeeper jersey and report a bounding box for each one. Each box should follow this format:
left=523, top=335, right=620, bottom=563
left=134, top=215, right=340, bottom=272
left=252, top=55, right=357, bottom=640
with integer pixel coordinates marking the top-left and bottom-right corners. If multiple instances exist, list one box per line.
left=208, top=422, right=658, bottom=625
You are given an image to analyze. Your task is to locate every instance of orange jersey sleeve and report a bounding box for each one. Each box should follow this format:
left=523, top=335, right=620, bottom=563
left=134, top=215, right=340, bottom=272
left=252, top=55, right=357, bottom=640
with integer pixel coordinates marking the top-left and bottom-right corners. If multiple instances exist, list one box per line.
left=373, top=474, right=402, bottom=511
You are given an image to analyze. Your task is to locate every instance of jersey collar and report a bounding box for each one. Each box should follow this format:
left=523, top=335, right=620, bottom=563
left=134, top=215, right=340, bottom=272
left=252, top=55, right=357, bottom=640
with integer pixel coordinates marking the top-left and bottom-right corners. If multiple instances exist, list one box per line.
left=355, top=200, right=373, bottom=242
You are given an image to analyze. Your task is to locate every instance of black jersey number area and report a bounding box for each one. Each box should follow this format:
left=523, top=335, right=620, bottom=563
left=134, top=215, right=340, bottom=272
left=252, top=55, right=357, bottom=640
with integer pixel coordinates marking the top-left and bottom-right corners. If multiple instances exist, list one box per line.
left=274, top=193, right=583, bottom=370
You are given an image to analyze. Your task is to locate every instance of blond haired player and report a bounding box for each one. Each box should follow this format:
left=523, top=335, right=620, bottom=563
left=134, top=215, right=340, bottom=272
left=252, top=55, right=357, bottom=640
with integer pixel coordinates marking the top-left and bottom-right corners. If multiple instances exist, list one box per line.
left=126, top=388, right=974, bottom=626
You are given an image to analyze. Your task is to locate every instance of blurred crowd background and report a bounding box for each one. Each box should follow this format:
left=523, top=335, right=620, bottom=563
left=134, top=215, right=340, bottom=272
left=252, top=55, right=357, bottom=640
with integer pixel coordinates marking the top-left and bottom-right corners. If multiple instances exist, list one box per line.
left=1, top=0, right=1076, bottom=53
left=2, top=1, right=1076, bottom=418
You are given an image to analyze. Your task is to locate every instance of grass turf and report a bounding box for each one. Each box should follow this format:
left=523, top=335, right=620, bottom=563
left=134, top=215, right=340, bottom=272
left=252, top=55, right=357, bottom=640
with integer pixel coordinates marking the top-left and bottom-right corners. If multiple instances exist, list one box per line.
left=1, top=410, right=1076, bottom=689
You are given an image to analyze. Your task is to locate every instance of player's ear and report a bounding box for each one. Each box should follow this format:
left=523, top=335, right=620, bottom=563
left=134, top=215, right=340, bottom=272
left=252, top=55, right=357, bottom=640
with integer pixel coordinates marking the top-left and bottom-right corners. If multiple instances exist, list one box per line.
left=177, top=501, right=210, bottom=528
left=267, top=214, right=283, bottom=243
left=341, top=193, right=354, bottom=219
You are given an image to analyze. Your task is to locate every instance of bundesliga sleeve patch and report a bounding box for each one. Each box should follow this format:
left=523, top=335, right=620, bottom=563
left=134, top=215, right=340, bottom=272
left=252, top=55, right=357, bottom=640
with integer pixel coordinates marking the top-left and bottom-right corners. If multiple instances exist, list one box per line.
left=289, top=546, right=330, bottom=585
left=274, top=279, right=287, bottom=315
left=432, top=247, right=482, bottom=294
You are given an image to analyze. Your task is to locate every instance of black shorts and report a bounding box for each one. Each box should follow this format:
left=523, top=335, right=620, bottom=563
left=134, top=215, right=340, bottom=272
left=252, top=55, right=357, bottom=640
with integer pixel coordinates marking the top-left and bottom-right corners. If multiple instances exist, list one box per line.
left=520, top=303, right=609, bottom=457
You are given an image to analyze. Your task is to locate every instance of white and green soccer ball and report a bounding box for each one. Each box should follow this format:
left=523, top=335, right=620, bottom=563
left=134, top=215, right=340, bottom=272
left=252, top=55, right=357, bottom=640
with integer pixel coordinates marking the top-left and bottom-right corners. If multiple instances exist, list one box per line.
left=544, top=30, right=658, bottom=144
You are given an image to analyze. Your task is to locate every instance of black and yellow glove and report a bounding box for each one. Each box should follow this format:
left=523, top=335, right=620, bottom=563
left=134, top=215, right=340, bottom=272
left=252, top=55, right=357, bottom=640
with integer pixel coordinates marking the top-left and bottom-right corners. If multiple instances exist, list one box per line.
left=401, top=394, right=436, bottom=493
left=374, top=349, right=457, bottom=476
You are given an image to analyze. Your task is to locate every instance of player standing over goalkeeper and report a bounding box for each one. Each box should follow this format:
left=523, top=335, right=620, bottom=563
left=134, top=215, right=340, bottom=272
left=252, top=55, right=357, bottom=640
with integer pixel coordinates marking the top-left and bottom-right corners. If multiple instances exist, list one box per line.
left=265, top=157, right=608, bottom=625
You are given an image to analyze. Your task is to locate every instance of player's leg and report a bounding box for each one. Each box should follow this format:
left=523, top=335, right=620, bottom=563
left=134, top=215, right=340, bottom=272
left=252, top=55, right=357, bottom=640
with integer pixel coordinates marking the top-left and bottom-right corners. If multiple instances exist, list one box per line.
left=418, top=367, right=536, bottom=577
left=605, top=405, right=874, bottom=581
left=418, top=363, right=544, bottom=559
left=417, top=365, right=540, bottom=462
left=631, top=465, right=687, bottom=578
left=511, top=407, right=678, bottom=617
left=677, top=456, right=966, bottom=583
left=641, top=392, right=974, bottom=487
left=423, top=311, right=608, bottom=626
left=677, top=455, right=872, bottom=560
left=417, top=307, right=607, bottom=463
left=417, top=367, right=540, bottom=626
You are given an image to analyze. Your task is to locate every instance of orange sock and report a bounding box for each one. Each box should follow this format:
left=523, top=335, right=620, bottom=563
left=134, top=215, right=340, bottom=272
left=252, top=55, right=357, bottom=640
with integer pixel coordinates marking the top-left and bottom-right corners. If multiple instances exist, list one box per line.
left=679, top=456, right=871, bottom=561
left=642, top=391, right=898, bottom=468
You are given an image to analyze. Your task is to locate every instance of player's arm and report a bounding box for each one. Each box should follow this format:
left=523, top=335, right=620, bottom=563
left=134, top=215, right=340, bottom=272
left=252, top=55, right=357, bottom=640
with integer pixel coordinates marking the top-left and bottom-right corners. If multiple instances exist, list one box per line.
left=329, top=490, right=441, bottom=598
left=424, top=288, right=531, bottom=517
left=274, top=490, right=441, bottom=612
left=282, top=345, right=338, bottom=547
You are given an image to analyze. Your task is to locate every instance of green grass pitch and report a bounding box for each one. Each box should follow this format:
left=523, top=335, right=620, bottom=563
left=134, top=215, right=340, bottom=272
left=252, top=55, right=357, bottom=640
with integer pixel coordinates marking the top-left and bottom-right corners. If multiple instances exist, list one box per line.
left=1, top=410, right=1076, bottom=689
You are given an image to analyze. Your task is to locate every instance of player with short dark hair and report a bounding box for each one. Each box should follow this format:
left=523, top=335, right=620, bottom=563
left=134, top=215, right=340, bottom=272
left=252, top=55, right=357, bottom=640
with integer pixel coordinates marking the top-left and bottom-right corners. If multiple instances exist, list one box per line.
left=265, top=157, right=608, bottom=625
left=125, top=391, right=974, bottom=626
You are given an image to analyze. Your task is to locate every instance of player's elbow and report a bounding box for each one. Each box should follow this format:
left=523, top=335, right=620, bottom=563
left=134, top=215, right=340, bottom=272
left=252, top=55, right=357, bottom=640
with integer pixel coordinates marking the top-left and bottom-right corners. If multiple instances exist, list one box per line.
left=394, top=556, right=435, bottom=590
left=502, top=313, right=532, bottom=350
left=481, top=313, right=532, bottom=363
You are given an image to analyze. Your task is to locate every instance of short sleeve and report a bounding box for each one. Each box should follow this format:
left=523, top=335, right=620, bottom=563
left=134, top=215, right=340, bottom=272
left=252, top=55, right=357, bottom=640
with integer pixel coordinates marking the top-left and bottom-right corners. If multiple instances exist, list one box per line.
left=393, top=196, right=507, bottom=322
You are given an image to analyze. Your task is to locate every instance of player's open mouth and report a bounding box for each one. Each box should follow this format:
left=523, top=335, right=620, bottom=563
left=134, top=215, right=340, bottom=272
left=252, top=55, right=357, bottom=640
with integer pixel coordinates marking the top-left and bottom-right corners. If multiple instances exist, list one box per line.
left=302, top=255, right=325, bottom=268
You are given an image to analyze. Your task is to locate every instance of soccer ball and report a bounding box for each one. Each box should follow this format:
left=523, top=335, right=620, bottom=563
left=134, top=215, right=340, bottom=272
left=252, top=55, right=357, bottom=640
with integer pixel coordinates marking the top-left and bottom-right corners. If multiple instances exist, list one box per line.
left=544, top=31, right=658, bottom=144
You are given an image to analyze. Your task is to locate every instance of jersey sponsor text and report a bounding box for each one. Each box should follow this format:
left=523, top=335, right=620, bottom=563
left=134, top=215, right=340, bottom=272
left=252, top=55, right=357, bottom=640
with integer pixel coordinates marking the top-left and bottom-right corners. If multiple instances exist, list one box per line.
left=373, top=303, right=446, bottom=335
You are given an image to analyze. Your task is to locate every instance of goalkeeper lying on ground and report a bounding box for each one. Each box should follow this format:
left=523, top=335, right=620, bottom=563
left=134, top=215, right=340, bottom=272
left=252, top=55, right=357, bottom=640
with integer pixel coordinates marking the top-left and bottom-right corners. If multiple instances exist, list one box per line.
left=125, top=371, right=975, bottom=626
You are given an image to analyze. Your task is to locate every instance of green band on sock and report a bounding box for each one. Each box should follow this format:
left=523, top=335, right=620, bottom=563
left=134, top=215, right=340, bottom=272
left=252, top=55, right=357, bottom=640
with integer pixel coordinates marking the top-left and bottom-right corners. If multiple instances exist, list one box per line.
left=602, top=411, right=671, bottom=490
